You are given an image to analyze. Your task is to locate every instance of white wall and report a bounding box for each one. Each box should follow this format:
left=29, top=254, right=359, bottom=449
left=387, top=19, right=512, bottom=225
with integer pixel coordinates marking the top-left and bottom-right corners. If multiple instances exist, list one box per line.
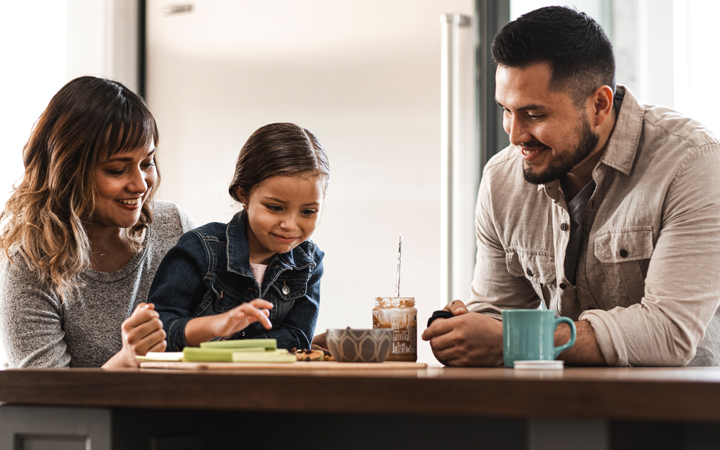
left=0, top=0, right=139, bottom=210
left=0, top=2, right=66, bottom=215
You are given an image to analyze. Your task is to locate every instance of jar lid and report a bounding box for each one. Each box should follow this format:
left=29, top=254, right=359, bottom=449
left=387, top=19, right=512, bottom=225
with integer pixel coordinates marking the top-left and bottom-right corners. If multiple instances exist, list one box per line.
left=375, top=297, right=415, bottom=307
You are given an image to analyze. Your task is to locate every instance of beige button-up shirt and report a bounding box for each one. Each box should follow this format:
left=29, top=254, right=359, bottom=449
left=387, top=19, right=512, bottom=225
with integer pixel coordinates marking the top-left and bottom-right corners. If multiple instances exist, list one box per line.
left=467, top=86, right=720, bottom=366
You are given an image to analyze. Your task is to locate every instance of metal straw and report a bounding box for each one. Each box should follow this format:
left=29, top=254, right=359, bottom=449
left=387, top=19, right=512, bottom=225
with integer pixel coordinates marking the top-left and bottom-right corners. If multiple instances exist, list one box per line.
left=395, top=236, right=403, bottom=297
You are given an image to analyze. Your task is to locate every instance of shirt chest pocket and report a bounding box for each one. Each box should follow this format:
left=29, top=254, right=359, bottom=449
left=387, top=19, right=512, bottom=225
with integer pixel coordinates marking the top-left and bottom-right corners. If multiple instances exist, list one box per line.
left=594, top=226, right=654, bottom=307
left=506, top=249, right=556, bottom=304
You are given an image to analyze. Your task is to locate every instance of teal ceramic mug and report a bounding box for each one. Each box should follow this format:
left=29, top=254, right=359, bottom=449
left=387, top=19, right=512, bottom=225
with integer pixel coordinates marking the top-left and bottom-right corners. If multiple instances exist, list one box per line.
left=502, top=309, right=576, bottom=368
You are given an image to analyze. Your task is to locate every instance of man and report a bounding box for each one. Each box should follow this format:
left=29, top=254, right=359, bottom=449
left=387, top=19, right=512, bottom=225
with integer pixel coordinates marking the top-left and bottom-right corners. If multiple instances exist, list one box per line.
left=422, top=6, right=720, bottom=367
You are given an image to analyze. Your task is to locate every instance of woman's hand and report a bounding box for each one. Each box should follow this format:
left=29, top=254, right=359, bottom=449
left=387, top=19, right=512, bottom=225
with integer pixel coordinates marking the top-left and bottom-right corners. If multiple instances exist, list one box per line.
left=103, top=303, right=166, bottom=368
left=184, top=299, right=274, bottom=347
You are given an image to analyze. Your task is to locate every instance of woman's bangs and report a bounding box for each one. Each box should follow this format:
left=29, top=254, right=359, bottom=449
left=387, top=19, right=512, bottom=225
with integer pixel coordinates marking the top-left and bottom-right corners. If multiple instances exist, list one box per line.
left=103, top=109, right=158, bottom=159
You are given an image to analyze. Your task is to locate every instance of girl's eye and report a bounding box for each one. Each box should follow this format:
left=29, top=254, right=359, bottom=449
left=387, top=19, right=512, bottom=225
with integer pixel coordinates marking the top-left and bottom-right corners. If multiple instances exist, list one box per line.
left=107, top=169, right=126, bottom=176
left=141, top=159, right=155, bottom=169
left=302, top=209, right=318, bottom=216
left=266, top=205, right=282, bottom=212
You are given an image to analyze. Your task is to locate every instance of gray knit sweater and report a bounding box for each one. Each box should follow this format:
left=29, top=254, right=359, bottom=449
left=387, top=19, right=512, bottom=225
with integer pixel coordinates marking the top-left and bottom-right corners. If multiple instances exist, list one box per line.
left=0, top=201, right=196, bottom=368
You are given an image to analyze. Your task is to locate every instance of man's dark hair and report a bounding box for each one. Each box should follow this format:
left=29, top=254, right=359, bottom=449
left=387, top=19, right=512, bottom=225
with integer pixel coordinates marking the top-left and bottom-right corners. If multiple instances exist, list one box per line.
left=491, top=6, right=615, bottom=107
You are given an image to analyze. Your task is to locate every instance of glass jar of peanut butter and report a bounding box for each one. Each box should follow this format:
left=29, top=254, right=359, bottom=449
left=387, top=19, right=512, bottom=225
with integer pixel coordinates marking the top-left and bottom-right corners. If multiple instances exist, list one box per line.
left=373, top=297, right=417, bottom=362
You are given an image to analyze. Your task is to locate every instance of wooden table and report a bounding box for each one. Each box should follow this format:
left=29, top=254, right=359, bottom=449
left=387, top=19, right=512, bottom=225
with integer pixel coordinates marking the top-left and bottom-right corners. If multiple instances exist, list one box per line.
left=1, top=365, right=720, bottom=449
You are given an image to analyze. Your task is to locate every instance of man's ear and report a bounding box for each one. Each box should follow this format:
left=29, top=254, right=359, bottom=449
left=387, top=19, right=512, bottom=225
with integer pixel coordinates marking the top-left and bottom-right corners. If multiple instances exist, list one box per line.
left=591, top=85, right=614, bottom=127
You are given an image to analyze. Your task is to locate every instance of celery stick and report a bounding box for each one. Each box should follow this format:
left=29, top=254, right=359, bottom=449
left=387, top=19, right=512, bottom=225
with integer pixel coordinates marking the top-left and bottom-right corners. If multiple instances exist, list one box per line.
left=200, top=339, right=277, bottom=350
left=183, top=347, right=236, bottom=362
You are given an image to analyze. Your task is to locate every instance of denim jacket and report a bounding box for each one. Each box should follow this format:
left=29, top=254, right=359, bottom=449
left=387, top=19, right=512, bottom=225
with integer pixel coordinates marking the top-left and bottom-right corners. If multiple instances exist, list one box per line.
left=149, top=210, right=324, bottom=351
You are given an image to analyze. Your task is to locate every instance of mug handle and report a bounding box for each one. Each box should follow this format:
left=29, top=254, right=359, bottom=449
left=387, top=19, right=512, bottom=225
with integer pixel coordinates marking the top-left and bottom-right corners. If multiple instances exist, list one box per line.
left=553, top=317, right=576, bottom=359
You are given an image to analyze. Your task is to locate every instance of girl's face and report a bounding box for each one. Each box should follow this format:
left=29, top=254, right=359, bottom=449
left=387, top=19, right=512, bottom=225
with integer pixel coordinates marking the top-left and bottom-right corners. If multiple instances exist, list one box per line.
left=242, top=174, right=324, bottom=265
left=90, top=143, right=157, bottom=231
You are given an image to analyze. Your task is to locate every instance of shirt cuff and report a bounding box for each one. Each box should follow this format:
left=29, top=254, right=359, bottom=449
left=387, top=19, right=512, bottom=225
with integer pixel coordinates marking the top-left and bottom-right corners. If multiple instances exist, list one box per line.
left=580, top=309, right=628, bottom=366
left=466, top=300, right=503, bottom=321
left=166, top=317, right=191, bottom=352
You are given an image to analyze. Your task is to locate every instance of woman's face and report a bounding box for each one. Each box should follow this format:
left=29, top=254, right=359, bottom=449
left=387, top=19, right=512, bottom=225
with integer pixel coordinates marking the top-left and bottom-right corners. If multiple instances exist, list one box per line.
left=91, top=143, right=157, bottom=230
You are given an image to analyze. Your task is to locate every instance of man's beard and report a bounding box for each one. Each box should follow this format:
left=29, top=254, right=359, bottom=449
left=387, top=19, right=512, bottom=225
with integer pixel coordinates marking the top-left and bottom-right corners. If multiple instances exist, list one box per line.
left=522, top=117, right=599, bottom=185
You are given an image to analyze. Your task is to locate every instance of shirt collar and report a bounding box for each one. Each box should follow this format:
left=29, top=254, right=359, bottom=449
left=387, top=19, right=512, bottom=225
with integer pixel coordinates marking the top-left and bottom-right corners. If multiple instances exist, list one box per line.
left=597, top=85, right=643, bottom=176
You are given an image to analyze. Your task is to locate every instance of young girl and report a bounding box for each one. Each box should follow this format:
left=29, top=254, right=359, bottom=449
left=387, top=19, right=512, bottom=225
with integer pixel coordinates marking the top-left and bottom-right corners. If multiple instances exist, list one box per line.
left=149, top=123, right=329, bottom=350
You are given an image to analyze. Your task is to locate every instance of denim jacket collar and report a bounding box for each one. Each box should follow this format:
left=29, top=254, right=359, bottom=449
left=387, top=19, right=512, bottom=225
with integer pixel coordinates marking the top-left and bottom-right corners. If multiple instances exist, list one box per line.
left=225, top=210, right=315, bottom=277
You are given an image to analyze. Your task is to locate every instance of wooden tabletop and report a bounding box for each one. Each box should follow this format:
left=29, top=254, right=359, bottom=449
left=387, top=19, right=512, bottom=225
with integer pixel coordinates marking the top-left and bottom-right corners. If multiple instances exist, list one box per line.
left=2, top=366, right=720, bottom=422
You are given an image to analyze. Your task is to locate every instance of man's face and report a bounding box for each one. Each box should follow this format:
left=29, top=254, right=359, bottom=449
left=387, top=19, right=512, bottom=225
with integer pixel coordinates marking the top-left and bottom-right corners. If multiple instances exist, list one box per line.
left=495, top=63, right=599, bottom=185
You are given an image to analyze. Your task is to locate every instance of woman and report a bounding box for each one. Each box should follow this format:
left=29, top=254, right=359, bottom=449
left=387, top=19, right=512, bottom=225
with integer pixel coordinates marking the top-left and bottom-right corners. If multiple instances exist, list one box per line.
left=0, top=76, right=195, bottom=368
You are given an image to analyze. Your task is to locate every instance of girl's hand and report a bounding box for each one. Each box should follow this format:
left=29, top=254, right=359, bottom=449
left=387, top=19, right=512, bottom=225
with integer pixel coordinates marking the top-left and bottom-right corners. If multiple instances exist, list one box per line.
left=209, top=299, right=274, bottom=338
left=104, top=303, right=166, bottom=368
left=311, top=332, right=329, bottom=351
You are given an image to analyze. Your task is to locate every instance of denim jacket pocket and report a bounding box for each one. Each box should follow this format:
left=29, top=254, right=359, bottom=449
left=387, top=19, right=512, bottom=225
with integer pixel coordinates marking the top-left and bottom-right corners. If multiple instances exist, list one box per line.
left=594, top=226, right=654, bottom=307
left=197, top=281, right=244, bottom=315
left=270, top=274, right=309, bottom=301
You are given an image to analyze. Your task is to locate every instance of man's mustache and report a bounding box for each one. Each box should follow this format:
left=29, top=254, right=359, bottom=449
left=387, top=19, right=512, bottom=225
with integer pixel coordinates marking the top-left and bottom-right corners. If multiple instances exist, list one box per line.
left=520, top=140, right=548, bottom=149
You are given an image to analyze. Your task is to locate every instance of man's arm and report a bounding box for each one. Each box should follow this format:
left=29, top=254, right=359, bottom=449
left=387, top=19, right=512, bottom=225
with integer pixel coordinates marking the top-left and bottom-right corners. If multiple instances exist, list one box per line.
left=422, top=300, right=605, bottom=366
left=581, top=144, right=720, bottom=366
left=555, top=320, right=604, bottom=365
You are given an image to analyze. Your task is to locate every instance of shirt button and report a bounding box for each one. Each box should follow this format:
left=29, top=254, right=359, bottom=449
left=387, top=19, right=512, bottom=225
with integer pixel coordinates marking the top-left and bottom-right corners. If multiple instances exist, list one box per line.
left=282, top=286, right=290, bottom=295
left=619, top=249, right=628, bottom=258
left=560, top=223, right=568, bottom=231
left=559, top=283, right=567, bottom=290
left=526, top=268, right=533, bottom=277
left=242, top=332, right=245, bottom=337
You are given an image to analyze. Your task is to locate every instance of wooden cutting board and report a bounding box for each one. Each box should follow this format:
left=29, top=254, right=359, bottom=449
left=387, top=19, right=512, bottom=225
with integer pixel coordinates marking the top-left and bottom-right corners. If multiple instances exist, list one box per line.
left=140, top=361, right=427, bottom=371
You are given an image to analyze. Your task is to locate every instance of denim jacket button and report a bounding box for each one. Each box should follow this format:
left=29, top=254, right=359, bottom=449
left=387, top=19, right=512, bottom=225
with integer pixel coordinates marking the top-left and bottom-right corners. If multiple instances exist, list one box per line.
left=282, top=286, right=290, bottom=295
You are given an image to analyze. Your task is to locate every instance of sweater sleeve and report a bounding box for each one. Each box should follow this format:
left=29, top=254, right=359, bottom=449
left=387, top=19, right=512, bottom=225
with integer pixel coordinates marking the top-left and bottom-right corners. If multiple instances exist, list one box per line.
left=0, top=258, right=71, bottom=368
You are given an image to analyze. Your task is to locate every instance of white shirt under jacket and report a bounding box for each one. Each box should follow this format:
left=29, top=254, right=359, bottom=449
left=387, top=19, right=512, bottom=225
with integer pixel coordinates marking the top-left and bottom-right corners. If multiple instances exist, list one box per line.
left=467, top=85, right=720, bottom=367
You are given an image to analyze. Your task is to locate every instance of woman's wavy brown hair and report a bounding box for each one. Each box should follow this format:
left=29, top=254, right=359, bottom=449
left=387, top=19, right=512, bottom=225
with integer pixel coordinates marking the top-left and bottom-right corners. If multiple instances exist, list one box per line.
left=0, top=76, right=160, bottom=300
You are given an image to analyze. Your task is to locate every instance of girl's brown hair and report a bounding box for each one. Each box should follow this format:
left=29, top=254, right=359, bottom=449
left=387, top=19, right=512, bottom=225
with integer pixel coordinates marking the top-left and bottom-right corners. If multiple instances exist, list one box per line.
left=0, top=76, right=160, bottom=300
left=229, top=123, right=330, bottom=203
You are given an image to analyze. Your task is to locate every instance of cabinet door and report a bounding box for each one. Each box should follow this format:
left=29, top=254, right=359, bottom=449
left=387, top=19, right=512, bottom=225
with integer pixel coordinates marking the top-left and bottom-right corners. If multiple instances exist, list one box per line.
left=0, top=406, right=110, bottom=450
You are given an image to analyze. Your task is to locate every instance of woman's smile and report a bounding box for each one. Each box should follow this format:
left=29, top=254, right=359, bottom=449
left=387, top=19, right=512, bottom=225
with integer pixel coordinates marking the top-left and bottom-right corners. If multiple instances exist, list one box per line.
left=116, top=197, right=143, bottom=209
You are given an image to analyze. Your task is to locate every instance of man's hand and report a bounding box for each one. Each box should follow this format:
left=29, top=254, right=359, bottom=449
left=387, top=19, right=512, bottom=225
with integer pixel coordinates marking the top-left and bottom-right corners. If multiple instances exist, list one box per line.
left=422, top=300, right=503, bottom=366
left=443, top=299, right=470, bottom=315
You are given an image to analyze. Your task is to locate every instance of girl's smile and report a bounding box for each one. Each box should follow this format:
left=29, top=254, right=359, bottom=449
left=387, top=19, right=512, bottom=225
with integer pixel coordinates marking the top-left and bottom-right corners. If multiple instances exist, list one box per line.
left=241, top=173, right=324, bottom=265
